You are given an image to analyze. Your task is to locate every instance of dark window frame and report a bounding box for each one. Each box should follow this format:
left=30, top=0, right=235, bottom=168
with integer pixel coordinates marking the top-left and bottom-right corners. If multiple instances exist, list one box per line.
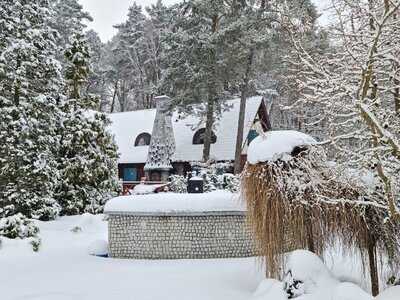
left=134, top=132, right=151, bottom=147
left=192, top=128, right=217, bottom=145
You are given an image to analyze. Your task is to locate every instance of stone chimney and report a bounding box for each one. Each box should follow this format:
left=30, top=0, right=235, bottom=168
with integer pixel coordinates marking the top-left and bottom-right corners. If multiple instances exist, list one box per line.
left=144, top=95, right=176, bottom=181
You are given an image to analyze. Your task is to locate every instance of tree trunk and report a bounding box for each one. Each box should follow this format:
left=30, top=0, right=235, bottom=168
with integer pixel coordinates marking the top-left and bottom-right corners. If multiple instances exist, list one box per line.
left=203, top=91, right=215, bottom=162
left=233, top=92, right=247, bottom=174
left=394, top=78, right=400, bottom=114
left=234, top=49, right=255, bottom=174
left=367, top=233, right=379, bottom=296
left=202, top=15, right=219, bottom=162
left=110, top=81, right=118, bottom=113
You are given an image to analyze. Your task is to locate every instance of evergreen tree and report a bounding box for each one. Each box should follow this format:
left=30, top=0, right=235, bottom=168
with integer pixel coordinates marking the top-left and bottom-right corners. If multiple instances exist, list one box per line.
left=51, top=0, right=92, bottom=51
left=56, top=34, right=120, bottom=215
left=85, top=30, right=108, bottom=111
left=222, top=0, right=323, bottom=173
left=113, top=3, right=150, bottom=110
left=161, top=1, right=232, bottom=161
left=0, top=0, right=62, bottom=220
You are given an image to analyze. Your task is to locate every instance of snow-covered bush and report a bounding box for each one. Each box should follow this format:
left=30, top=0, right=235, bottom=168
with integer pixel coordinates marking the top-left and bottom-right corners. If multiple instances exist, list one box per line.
left=71, top=226, right=82, bottom=233
left=220, top=173, right=240, bottom=193
left=169, top=175, right=187, bottom=193
left=283, top=250, right=336, bottom=298
left=169, top=164, right=240, bottom=194
left=387, top=275, right=400, bottom=287
left=193, top=162, right=239, bottom=193
left=29, top=237, right=41, bottom=252
left=280, top=250, right=372, bottom=300
left=0, top=214, right=39, bottom=239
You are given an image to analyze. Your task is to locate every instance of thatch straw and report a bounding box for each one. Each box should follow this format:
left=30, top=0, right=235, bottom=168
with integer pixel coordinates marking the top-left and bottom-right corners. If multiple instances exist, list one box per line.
left=241, top=146, right=400, bottom=278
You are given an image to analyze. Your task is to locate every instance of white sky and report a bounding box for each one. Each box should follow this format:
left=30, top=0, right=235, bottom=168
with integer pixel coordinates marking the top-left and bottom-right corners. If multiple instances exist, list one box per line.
left=79, top=0, right=331, bottom=42
left=79, top=0, right=178, bottom=41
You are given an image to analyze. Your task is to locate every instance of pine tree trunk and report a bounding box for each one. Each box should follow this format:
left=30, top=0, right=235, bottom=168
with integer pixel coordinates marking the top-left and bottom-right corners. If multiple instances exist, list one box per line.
left=203, top=91, right=215, bottom=162
left=234, top=92, right=247, bottom=174
left=234, top=49, right=255, bottom=174
left=110, top=81, right=118, bottom=113
left=202, top=15, right=219, bottom=162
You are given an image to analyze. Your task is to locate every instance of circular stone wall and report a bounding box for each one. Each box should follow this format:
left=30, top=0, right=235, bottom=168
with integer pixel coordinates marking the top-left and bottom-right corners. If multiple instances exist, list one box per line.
left=108, top=211, right=255, bottom=259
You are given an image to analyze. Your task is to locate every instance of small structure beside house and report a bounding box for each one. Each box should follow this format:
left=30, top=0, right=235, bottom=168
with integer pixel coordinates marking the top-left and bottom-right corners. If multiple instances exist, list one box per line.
left=108, top=96, right=269, bottom=190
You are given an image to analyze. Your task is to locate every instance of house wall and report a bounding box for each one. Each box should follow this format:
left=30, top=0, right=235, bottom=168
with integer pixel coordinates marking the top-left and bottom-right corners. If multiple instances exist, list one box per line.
left=108, top=212, right=255, bottom=259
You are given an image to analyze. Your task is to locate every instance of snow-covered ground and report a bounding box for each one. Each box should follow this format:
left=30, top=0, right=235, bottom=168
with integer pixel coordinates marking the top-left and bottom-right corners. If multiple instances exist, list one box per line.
left=0, top=214, right=397, bottom=300
left=0, top=214, right=263, bottom=300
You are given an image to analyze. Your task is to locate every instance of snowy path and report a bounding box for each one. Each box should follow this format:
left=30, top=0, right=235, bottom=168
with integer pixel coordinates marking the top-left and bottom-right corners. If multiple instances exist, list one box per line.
left=0, top=214, right=264, bottom=300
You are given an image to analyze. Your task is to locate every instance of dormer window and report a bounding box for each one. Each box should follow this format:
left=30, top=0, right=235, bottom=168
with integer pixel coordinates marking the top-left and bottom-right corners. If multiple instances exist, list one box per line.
left=192, top=128, right=217, bottom=145
left=135, top=133, right=151, bottom=146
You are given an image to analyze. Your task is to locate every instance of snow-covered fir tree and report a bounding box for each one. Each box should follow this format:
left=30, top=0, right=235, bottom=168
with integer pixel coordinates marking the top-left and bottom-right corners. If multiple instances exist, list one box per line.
left=161, top=0, right=234, bottom=162
left=51, top=0, right=92, bottom=55
left=56, top=34, right=120, bottom=215
left=84, top=30, right=108, bottom=111
left=0, top=0, right=63, bottom=220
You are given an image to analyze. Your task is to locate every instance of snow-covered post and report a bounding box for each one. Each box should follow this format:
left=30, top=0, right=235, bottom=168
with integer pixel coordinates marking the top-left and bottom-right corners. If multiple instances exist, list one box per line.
left=144, top=95, right=175, bottom=182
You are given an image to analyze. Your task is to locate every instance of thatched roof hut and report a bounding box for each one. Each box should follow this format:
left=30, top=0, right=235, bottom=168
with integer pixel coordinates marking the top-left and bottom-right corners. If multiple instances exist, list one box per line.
left=241, top=130, right=399, bottom=287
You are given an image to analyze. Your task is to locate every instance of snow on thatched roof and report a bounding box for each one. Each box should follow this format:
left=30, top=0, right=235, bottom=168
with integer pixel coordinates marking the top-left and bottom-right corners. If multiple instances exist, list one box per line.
left=108, top=96, right=263, bottom=164
left=247, top=130, right=317, bottom=164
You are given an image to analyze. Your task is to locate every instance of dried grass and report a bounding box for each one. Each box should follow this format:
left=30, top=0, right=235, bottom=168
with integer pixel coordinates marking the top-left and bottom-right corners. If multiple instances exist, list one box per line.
left=241, top=146, right=400, bottom=278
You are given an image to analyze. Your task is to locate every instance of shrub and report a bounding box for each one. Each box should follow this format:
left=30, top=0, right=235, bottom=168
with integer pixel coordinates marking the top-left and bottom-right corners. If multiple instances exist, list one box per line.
left=169, top=175, right=188, bottom=193
left=0, top=213, right=39, bottom=239
left=29, top=237, right=41, bottom=252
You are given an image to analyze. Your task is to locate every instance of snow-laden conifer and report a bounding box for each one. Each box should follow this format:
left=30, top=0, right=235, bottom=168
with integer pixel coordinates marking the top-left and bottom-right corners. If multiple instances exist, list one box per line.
left=0, top=0, right=63, bottom=220
left=56, top=34, right=120, bottom=215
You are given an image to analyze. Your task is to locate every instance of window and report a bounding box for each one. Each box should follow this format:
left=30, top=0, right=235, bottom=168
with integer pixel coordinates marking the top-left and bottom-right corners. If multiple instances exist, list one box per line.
left=123, top=167, right=137, bottom=181
left=135, top=133, right=151, bottom=146
left=192, top=128, right=217, bottom=145
left=247, top=129, right=259, bottom=145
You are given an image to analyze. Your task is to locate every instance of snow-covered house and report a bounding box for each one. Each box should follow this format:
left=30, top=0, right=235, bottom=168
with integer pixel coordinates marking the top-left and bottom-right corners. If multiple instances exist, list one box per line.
left=108, top=96, right=269, bottom=185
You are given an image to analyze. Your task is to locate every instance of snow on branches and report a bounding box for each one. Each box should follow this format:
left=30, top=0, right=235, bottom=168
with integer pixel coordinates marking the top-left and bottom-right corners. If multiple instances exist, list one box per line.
left=286, top=0, right=400, bottom=220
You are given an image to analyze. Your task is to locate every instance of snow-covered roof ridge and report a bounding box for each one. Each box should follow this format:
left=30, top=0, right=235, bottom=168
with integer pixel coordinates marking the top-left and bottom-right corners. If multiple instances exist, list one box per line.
left=104, top=191, right=245, bottom=214
left=247, top=130, right=317, bottom=164
left=108, top=96, right=263, bottom=164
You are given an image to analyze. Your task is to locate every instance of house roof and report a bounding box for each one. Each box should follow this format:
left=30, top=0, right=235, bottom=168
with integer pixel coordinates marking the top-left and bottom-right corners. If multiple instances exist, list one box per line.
left=108, top=96, right=263, bottom=164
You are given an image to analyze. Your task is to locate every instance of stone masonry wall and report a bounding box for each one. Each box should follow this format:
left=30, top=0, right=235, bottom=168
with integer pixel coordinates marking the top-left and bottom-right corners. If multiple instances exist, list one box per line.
left=108, top=212, right=255, bottom=259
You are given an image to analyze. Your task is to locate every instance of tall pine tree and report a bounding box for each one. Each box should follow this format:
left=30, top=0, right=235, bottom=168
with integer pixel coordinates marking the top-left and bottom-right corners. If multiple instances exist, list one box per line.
left=51, top=0, right=92, bottom=53
left=0, top=0, right=63, bottom=220
left=161, top=0, right=232, bottom=161
left=56, top=34, right=120, bottom=215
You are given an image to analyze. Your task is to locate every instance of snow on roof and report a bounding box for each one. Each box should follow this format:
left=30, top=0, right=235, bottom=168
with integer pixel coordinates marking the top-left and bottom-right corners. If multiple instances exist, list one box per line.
left=108, top=96, right=263, bottom=164
left=104, top=191, right=245, bottom=214
left=247, top=130, right=317, bottom=164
